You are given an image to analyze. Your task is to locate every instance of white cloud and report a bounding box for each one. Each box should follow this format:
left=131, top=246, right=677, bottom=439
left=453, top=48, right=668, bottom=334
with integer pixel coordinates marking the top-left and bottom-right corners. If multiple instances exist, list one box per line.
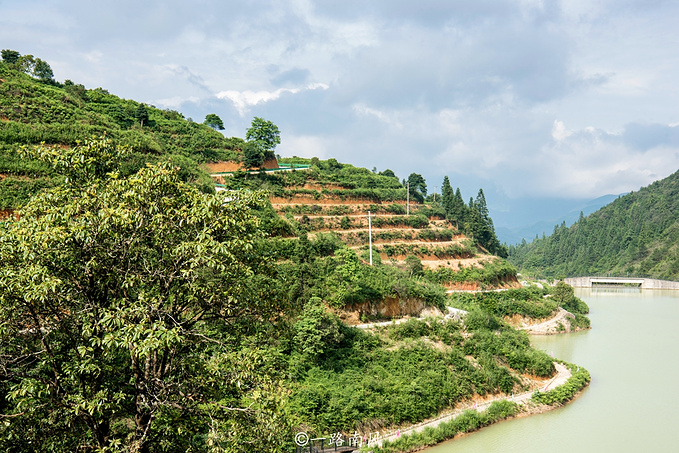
left=216, top=83, right=328, bottom=115
left=551, top=120, right=571, bottom=141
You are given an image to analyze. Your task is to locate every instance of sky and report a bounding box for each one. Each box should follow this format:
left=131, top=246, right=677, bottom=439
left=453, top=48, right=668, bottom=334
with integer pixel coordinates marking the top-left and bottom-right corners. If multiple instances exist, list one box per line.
left=1, top=0, right=678, bottom=239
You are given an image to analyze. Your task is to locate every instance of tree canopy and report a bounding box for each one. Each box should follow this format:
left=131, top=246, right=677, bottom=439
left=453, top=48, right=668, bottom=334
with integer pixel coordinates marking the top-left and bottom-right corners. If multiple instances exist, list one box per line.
left=245, top=117, right=280, bottom=157
left=1, top=49, right=20, bottom=64
left=0, top=137, right=288, bottom=452
left=407, top=173, right=427, bottom=202
left=134, top=103, right=150, bottom=127
left=204, top=113, right=225, bottom=131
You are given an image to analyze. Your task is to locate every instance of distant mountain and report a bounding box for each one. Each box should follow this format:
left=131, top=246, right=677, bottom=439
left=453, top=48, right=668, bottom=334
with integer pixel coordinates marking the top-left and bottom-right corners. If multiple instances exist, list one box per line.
left=496, top=194, right=621, bottom=245
left=508, top=170, right=679, bottom=279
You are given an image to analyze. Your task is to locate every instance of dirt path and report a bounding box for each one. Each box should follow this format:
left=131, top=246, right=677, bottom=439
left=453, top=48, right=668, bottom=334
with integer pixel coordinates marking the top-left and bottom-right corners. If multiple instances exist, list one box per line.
left=520, top=308, right=575, bottom=335
left=380, top=362, right=572, bottom=444
left=349, top=312, right=575, bottom=447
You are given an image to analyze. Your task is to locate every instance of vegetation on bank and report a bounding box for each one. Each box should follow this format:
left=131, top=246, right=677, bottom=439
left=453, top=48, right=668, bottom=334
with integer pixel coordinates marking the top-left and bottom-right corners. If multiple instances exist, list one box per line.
left=366, top=360, right=591, bottom=453
left=449, top=282, right=589, bottom=321
left=532, top=364, right=591, bottom=405
left=508, top=169, right=679, bottom=280
left=2, top=135, right=575, bottom=452
left=368, top=400, right=520, bottom=453
left=285, top=304, right=556, bottom=438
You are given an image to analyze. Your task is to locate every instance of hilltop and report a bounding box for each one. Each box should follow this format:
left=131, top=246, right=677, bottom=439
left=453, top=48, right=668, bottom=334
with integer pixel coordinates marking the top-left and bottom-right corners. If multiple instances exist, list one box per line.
left=509, top=169, right=679, bottom=279
left=0, top=55, right=243, bottom=213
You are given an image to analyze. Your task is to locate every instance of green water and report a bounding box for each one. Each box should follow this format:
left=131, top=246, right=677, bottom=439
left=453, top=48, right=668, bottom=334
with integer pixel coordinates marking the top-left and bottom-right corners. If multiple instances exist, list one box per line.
left=424, top=288, right=679, bottom=452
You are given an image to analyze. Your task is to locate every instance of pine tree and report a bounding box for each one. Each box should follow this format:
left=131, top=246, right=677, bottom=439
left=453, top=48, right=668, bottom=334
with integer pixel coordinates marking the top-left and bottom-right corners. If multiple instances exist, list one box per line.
left=475, top=189, right=490, bottom=224
left=441, top=176, right=454, bottom=217
left=451, top=188, right=466, bottom=227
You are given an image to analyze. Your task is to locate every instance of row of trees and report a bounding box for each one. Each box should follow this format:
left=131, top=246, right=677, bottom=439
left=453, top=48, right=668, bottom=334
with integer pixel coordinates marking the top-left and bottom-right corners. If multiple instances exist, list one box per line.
left=1, top=49, right=54, bottom=83
left=438, top=176, right=505, bottom=256
left=371, top=170, right=504, bottom=256
left=202, top=114, right=281, bottom=168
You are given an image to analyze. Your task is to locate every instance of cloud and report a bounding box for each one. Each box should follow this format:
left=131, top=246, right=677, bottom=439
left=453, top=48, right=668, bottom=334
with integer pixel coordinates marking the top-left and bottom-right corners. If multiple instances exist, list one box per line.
left=270, top=67, right=310, bottom=87
left=216, top=83, right=329, bottom=116
left=552, top=120, right=571, bottom=141
left=1, top=0, right=679, bottom=225
left=503, top=122, right=679, bottom=198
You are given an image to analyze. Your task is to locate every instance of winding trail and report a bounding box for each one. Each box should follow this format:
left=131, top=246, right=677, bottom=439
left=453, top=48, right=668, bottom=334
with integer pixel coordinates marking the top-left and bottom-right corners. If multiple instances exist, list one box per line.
left=380, top=362, right=572, bottom=444
left=519, top=308, right=576, bottom=335
left=349, top=316, right=574, bottom=447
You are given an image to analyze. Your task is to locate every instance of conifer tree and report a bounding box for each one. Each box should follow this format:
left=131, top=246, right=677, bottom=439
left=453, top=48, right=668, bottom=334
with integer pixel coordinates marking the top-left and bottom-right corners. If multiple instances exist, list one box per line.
left=448, top=188, right=465, bottom=228
left=441, top=176, right=454, bottom=217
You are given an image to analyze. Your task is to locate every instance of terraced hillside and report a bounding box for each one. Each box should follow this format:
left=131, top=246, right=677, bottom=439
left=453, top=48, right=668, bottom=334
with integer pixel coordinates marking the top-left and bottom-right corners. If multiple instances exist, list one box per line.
left=213, top=158, right=518, bottom=291
left=0, top=60, right=243, bottom=212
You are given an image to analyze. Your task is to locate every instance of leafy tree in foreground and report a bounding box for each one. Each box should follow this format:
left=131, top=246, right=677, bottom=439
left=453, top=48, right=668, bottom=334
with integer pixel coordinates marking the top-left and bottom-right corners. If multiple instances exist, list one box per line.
left=204, top=113, right=225, bottom=130
left=0, top=137, right=289, bottom=452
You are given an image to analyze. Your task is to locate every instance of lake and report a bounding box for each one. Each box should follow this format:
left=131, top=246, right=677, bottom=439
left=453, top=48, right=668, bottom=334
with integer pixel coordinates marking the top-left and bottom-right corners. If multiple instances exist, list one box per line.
left=423, top=288, right=679, bottom=452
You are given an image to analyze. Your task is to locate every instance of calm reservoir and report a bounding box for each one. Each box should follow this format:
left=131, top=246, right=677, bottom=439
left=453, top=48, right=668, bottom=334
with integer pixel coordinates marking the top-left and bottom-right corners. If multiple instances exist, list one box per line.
left=424, top=288, right=679, bottom=453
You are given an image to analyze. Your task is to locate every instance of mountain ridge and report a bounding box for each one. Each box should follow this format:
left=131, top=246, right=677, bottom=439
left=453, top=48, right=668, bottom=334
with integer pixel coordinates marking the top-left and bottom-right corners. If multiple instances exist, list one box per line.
left=508, top=169, right=679, bottom=279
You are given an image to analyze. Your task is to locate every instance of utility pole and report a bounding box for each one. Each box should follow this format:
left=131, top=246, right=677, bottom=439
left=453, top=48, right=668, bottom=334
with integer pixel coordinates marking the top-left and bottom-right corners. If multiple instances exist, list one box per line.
left=406, top=181, right=410, bottom=215
left=367, top=210, right=373, bottom=266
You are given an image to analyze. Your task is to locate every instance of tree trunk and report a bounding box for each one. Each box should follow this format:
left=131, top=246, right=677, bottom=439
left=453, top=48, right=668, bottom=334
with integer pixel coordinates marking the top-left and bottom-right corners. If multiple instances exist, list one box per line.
left=134, top=407, right=152, bottom=453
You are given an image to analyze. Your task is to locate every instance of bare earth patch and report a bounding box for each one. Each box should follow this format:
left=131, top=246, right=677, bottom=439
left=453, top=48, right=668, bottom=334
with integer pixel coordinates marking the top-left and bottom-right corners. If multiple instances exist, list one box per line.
left=519, top=308, right=579, bottom=335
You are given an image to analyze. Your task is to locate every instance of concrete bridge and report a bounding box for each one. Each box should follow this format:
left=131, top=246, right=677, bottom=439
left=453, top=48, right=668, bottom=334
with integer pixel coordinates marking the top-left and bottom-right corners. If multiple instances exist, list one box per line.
left=564, top=276, right=679, bottom=289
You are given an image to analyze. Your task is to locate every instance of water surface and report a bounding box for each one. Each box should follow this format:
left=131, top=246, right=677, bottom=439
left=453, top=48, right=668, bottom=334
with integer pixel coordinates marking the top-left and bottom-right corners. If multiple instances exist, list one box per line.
left=424, top=288, right=679, bottom=453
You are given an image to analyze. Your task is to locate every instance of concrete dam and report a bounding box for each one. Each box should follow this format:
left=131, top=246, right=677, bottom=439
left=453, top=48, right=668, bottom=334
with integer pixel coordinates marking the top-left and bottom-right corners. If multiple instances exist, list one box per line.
left=564, top=276, right=679, bottom=289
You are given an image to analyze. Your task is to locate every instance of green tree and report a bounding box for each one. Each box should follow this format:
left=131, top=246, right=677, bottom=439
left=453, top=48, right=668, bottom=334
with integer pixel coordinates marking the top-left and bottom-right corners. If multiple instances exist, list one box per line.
left=292, top=297, right=344, bottom=363
left=134, top=103, right=150, bottom=127
left=466, top=189, right=504, bottom=256
left=407, top=173, right=427, bottom=202
left=1, top=49, right=20, bottom=64
left=0, top=138, right=288, bottom=452
left=204, top=113, right=225, bottom=130
left=16, top=54, right=36, bottom=74
left=405, top=254, right=424, bottom=277
left=242, top=140, right=266, bottom=168
left=32, top=58, right=54, bottom=82
left=475, top=189, right=490, bottom=224
left=441, top=176, right=454, bottom=216
left=451, top=188, right=466, bottom=226
left=245, top=117, right=280, bottom=161
left=379, top=169, right=397, bottom=179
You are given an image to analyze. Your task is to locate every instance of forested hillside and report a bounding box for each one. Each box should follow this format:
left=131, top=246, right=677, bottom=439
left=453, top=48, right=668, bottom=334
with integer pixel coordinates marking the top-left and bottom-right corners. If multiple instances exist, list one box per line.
left=508, top=169, right=679, bottom=279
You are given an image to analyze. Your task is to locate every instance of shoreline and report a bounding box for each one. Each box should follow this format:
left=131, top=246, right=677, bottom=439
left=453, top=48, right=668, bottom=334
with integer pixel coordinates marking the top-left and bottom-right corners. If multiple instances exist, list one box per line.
left=366, top=362, right=590, bottom=453
left=437, top=385, right=590, bottom=448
